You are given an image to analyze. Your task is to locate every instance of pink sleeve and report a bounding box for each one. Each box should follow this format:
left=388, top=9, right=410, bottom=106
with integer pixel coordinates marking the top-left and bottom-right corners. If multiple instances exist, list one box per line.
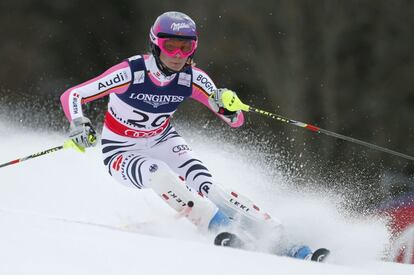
left=60, top=61, right=131, bottom=121
left=191, top=85, right=244, bottom=128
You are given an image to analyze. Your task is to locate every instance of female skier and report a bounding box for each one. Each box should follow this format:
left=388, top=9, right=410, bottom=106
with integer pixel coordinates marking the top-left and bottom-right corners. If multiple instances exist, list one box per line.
left=60, top=11, right=328, bottom=261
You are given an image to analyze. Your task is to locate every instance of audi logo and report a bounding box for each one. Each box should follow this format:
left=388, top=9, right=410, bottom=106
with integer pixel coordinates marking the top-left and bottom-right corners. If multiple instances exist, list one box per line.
left=124, top=126, right=165, bottom=138
left=172, top=145, right=191, bottom=153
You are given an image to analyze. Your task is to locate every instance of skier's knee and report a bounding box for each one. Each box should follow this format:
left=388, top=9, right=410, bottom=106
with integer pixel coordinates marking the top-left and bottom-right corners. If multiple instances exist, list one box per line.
left=146, top=162, right=179, bottom=189
left=105, top=155, right=171, bottom=190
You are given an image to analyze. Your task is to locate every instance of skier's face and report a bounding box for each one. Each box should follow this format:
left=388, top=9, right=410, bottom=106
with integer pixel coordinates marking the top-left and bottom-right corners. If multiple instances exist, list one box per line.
left=159, top=51, right=188, bottom=72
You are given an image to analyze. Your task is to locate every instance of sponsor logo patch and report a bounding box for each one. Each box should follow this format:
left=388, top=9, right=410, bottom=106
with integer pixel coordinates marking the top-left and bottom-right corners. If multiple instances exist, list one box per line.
left=171, top=22, right=191, bottom=31
left=133, top=71, right=145, bottom=84
left=229, top=198, right=250, bottom=212
left=72, top=93, right=80, bottom=114
left=196, top=75, right=215, bottom=92
left=167, top=190, right=187, bottom=207
left=178, top=73, right=191, bottom=87
left=199, top=182, right=212, bottom=195
left=129, top=93, right=185, bottom=108
left=98, top=72, right=128, bottom=90
left=149, top=164, right=158, bottom=173
left=172, top=144, right=191, bottom=153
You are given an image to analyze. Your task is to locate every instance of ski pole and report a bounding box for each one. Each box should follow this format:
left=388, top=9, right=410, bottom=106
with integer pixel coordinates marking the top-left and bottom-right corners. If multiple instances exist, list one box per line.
left=222, top=92, right=414, bottom=161
left=0, top=139, right=85, bottom=169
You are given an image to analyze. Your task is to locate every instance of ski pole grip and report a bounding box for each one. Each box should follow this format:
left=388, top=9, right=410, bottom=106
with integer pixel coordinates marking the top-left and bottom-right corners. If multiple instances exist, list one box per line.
left=221, top=91, right=250, bottom=112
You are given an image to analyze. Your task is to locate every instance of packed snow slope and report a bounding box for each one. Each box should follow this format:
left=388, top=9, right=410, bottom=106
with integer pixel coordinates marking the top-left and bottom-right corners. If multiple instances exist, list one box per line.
left=0, top=122, right=413, bottom=275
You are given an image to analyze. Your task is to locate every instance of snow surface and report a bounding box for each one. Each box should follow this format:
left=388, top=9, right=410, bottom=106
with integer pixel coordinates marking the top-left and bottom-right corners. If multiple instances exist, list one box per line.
left=0, top=123, right=413, bottom=275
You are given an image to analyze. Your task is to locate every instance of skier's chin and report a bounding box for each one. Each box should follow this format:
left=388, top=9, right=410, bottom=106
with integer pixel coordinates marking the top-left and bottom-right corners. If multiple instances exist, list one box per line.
left=159, top=54, right=187, bottom=72
left=164, top=61, right=185, bottom=72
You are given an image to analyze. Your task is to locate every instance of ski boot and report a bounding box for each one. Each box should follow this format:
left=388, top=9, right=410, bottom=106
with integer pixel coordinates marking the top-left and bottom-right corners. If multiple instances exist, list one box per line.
left=214, top=232, right=244, bottom=248
left=311, top=248, right=330, bottom=262
left=289, top=245, right=330, bottom=262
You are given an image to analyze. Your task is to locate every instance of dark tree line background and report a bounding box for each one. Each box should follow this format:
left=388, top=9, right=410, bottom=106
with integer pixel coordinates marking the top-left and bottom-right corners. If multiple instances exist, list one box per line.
left=1, top=0, right=414, bottom=208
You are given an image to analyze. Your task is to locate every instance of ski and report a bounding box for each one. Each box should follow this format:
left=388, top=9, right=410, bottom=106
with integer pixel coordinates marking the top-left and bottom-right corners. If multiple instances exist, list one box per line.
left=214, top=231, right=331, bottom=262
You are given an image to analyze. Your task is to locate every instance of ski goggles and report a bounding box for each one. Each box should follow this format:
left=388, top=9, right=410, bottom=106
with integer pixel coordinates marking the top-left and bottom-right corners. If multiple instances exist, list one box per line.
left=157, top=37, right=197, bottom=58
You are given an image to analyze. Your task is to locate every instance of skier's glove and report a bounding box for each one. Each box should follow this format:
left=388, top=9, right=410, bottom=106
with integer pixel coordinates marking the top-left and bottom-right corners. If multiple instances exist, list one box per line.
left=209, top=88, right=242, bottom=122
left=69, top=117, right=97, bottom=148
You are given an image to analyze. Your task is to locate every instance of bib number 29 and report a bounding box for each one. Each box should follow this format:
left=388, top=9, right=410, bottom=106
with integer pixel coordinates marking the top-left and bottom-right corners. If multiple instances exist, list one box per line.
left=127, top=110, right=170, bottom=128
